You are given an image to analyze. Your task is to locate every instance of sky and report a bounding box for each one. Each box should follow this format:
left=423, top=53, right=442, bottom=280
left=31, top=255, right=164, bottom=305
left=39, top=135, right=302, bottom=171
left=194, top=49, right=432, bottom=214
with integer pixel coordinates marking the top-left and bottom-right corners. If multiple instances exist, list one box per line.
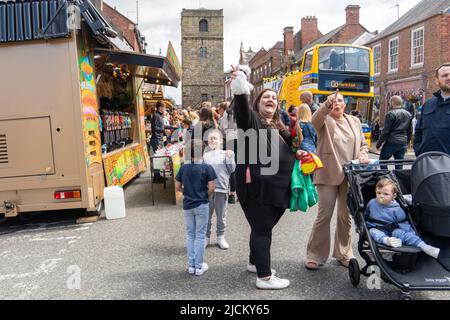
left=104, top=0, right=423, bottom=104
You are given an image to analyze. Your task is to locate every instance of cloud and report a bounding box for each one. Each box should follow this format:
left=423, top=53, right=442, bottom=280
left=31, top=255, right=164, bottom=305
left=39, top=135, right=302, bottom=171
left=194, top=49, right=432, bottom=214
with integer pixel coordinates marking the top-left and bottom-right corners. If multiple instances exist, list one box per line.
left=103, top=0, right=422, bottom=104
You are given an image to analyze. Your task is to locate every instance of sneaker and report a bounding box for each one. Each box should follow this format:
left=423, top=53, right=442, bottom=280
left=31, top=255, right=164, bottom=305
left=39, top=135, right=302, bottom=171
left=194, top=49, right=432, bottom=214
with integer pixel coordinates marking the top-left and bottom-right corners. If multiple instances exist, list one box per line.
left=195, top=263, right=209, bottom=276
left=246, top=264, right=276, bottom=275
left=228, top=194, right=236, bottom=204
left=256, top=275, right=290, bottom=290
left=217, top=236, right=229, bottom=250
left=188, top=267, right=195, bottom=275
left=421, top=244, right=440, bottom=259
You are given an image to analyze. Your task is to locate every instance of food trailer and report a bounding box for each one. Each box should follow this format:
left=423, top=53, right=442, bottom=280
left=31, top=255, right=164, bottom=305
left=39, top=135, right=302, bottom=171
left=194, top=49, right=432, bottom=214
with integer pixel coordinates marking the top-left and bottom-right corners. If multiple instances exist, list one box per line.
left=0, top=0, right=180, bottom=218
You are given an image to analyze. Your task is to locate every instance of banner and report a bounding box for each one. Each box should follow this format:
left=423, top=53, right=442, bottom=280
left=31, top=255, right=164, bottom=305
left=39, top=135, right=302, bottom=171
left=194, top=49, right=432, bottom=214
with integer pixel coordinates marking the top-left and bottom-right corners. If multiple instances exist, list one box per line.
left=279, top=72, right=303, bottom=107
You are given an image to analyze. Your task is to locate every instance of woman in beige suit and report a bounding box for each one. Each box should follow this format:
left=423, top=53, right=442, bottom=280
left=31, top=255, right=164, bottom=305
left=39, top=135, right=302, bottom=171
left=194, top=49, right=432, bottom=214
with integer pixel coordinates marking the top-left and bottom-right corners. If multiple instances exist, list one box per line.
left=305, top=91, right=369, bottom=270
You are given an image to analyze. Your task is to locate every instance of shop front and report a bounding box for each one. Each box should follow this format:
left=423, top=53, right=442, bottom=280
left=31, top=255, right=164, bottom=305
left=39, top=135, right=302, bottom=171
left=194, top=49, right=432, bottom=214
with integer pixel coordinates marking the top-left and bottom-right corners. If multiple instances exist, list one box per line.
left=382, top=76, right=425, bottom=123
left=0, top=0, right=179, bottom=217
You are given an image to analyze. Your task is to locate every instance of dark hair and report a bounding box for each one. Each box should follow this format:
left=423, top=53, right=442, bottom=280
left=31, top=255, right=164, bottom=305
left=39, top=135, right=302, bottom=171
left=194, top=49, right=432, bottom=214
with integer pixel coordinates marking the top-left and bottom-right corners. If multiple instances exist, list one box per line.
left=199, top=107, right=213, bottom=122
left=252, top=89, right=286, bottom=131
left=156, top=100, right=165, bottom=109
left=288, top=105, right=297, bottom=114
left=436, top=63, right=450, bottom=77
left=218, top=101, right=229, bottom=111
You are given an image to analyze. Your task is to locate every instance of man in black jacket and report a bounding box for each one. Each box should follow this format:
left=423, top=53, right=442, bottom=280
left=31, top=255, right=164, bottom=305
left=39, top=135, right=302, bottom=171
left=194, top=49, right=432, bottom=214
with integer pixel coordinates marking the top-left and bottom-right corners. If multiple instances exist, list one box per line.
left=377, top=95, right=412, bottom=167
left=414, top=63, right=450, bottom=156
left=150, top=101, right=171, bottom=182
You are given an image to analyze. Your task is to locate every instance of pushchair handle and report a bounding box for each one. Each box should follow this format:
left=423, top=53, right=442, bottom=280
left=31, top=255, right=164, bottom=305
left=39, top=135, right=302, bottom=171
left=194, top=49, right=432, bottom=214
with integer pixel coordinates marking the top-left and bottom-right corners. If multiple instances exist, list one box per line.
left=344, top=159, right=414, bottom=173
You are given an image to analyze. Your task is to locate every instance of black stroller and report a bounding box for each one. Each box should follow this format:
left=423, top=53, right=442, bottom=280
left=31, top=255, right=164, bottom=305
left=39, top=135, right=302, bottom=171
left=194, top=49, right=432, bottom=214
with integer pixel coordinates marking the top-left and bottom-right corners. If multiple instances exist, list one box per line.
left=344, top=152, right=450, bottom=300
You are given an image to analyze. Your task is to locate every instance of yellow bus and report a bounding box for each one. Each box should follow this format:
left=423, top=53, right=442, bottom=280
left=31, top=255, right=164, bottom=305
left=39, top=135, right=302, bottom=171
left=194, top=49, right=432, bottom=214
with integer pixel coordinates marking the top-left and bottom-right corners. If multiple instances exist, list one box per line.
left=279, top=43, right=374, bottom=145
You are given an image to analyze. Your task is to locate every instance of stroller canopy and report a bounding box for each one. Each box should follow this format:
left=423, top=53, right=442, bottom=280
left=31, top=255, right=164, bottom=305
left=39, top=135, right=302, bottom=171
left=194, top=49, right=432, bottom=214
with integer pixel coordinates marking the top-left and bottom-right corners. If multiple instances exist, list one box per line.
left=412, top=152, right=450, bottom=206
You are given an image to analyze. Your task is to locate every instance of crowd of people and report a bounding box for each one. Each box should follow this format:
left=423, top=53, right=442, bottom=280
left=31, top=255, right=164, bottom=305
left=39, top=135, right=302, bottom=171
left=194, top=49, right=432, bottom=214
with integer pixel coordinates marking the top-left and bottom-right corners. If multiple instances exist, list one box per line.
left=150, top=63, right=450, bottom=290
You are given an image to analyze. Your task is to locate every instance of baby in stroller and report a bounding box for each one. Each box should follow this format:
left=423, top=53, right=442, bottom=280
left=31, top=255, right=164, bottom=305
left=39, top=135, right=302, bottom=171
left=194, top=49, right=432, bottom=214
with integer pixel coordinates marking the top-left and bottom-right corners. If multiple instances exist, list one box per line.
left=365, top=178, right=440, bottom=259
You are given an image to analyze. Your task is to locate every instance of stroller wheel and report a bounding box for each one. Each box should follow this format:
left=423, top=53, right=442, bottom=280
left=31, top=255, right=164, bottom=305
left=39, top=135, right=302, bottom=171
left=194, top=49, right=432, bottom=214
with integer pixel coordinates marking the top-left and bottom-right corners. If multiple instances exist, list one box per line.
left=348, top=259, right=360, bottom=288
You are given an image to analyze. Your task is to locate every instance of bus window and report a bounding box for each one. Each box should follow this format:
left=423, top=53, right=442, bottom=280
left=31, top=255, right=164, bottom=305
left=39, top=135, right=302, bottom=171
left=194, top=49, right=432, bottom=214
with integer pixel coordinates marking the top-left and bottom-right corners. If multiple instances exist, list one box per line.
left=345, top=47, right=370, bottom=73
left=319, top=47, right=345, bottom=71
left=319, top=46, right=370, bottom=73
left=303, top=50, right=313, bottom=72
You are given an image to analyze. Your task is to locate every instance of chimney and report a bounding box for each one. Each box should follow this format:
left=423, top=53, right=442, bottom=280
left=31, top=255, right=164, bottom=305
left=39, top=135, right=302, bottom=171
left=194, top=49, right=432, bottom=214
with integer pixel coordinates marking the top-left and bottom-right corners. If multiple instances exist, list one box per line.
left=283, top=27, right=294, bottom=56
left=345, top=5, right=360, bottom=25
left=301, top=16, right=319, bottom=48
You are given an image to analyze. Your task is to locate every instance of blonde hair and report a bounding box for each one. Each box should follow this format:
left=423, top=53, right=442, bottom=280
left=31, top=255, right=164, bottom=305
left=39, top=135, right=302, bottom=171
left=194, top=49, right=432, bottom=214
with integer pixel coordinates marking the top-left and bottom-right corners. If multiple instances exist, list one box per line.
left=189, top=112, right=199, bottom=121
left=376, top=178, right=398, bottom=194
left=297, top=104, right=312, bottom=122
left=201, top=101, right=212, bottom=109
left=390, top=96, right=403, bottom=107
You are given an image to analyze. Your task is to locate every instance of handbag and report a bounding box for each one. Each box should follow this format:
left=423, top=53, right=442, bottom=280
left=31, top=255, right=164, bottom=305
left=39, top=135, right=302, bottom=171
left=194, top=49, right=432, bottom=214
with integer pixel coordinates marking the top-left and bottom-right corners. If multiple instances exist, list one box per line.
left=300, top=152, right=324, bottom=176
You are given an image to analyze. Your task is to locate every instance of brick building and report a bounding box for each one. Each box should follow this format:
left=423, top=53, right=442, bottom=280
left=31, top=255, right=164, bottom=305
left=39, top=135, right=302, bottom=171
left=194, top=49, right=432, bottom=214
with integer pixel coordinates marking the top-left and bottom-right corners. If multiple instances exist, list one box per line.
left=243, top=4, right=373, bottom=102
left=248, top=42, right=284, bottom=102
left=102, top=2, right=146, bottom=53
left=365, top=0, right=450, bottom=125
left=181, top=9, right=224, bottom=108
left=285, top=5, right=372, bottom=71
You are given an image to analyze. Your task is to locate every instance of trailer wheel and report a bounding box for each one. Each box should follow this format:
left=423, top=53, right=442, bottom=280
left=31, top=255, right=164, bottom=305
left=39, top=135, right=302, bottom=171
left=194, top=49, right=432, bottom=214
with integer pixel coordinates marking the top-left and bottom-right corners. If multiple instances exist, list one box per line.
left=349, top=258, right=361, bottom=288
left=83, top=201, right=103, bottom=217
left=399, top=292, right=414, bottom=300
left=95, top=201, right=103, bottom=214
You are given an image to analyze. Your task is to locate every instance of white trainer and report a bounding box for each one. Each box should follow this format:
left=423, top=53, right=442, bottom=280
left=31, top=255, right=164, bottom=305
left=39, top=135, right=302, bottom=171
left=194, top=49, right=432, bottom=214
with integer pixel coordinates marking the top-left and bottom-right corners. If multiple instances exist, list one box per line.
left=256, top=275, right=290, bottom=290
left=217, top=236, right=229, bottom=250
left=188, top=267, right=195, bottom=275
left=421, top=244, right=440, bottom=259
left=195, top=263, right=209, bottom=276
left=246, top=264, right=276, bottom=275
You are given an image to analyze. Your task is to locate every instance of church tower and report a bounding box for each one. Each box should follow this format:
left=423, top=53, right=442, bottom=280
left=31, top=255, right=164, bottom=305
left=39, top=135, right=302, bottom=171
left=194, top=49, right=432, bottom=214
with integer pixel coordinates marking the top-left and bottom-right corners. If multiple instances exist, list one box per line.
left=181, top=9, right=224, bottom=108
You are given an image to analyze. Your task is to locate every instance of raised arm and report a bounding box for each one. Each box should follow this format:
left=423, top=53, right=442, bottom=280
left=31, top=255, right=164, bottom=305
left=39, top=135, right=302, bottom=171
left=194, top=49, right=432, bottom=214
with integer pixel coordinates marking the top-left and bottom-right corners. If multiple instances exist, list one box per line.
left=312, top=102, right=331, bottom=131
left=230, top=65, right=254, bottom=130
left=233, top=95, right=253, bottom=130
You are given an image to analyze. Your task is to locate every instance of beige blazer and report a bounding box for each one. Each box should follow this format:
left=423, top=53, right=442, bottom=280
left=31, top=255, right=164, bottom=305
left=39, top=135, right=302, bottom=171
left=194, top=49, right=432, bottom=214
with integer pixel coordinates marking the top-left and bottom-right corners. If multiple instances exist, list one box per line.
left=312, top=103, right=368, bottom=186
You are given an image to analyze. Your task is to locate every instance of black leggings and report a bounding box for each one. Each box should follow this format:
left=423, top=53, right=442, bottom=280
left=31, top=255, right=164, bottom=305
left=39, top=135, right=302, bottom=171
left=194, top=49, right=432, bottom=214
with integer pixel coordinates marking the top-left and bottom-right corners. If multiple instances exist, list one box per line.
left=241, top=201, right=285, bottom=278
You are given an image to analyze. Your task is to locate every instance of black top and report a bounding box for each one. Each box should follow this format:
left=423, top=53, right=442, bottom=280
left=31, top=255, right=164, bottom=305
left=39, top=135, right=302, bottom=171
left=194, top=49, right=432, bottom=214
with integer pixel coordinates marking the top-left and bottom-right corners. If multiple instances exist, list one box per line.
left=376, top=108, right=412, bottom=148
left=414, top=91, right=450, bottom=156
left=233, top=94, right=295, bottom=209
left=150, top=111, right=165, bottom=142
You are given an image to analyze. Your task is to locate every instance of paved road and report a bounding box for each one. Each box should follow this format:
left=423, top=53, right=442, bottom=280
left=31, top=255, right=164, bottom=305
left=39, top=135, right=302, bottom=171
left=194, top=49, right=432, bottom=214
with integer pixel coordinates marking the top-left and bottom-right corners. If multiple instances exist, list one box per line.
left=0, top=169, right=448, bottom=300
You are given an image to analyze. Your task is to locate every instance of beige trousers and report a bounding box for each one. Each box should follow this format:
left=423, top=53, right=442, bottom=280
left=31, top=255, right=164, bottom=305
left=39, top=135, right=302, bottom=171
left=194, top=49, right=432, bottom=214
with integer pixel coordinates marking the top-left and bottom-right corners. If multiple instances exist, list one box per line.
left=306, top=181, right=354, bottom=264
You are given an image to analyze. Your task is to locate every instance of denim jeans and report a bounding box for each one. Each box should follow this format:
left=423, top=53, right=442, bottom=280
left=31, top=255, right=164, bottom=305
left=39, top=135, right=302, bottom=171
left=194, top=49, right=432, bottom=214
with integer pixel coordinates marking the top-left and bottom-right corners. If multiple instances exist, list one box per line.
left=184, top=203, right=209, bottom=270
left=370, top=228, right=423, bottom=247
left=379, top=143, right=407, bottom=170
